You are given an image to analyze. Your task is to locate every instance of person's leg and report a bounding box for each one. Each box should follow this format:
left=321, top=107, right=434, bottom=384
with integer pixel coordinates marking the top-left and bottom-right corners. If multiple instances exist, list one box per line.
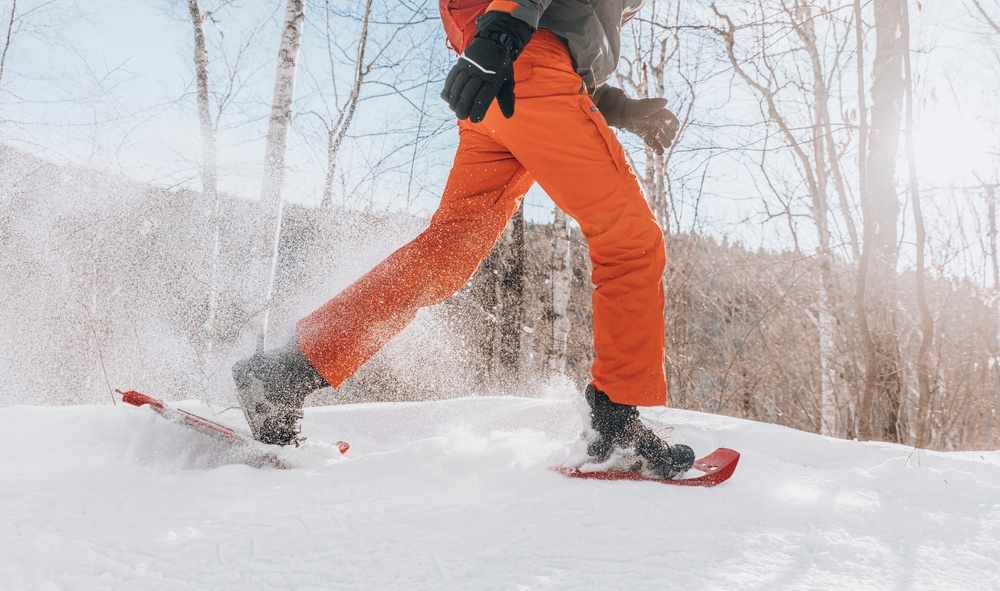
left=296, top=128, right=533, bottom=388
left=234, top=128, right=530, bottom=445
left=460, top=30, right=692, bottom=477
left=474, top=30, right=667, bottom=407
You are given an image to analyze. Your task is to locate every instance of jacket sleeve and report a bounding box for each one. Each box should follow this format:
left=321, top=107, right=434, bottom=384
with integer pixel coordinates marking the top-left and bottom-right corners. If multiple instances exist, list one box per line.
left=483, top=0, right=553, bottom=29
left=591, top=84, right=611, bottom=105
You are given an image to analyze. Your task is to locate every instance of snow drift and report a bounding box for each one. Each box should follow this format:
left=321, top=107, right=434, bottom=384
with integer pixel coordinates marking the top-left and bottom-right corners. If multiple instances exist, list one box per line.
left=1, top=387, right=998, bottom=590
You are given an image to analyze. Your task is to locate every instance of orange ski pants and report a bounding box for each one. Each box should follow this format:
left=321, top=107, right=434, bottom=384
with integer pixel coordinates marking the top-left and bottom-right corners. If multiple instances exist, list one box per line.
left=297, top=30, right=667, bottom=406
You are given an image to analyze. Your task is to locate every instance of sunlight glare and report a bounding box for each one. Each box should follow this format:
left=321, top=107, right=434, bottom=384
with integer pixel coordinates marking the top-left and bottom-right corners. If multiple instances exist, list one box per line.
left=913, top=106, right=997, bottom=185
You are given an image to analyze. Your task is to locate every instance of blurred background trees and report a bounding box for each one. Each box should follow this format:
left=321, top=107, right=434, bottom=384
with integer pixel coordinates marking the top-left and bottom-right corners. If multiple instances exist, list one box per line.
left=1, top=0, right=999, bottom=451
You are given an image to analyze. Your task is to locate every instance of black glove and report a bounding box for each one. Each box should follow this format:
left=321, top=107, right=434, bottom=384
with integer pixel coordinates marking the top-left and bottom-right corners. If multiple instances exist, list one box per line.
left=441, top=11, right=533, bottom=123
left=596, top=87, right=680, bottom=155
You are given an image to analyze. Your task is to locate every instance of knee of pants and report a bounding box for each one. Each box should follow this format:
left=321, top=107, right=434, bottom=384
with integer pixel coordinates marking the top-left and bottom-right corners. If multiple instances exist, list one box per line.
left=414, top=225, right=498, bottom=302
left=593, top=215, right=665, bottom=276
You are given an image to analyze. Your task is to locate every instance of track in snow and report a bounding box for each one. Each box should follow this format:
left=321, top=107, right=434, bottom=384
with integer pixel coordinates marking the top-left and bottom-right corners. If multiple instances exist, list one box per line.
left=1, top=392, right=998, bottom=590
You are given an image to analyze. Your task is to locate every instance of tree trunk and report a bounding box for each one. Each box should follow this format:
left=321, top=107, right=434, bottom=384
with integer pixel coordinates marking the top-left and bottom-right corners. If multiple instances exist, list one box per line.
left=818, top=281, right=839, bottom=436
left=261, top=0, right=305, bottom=211
left=793, top=2, right=842, bottom=437
left=1, top=1, right=16, bottom=90
left=863, top=0, right=906, bottom=443
left=498, top=203, right=525, bottom=376
left=900, top=0, right=935, bottom=448
left=257, top=0, right=305, bottom=349
left=321, top=0, right=373, bottom=208
left=186, top=0, right=222, bottom=342
left=989, top=185, right=998, bottom=289
left=473, top=203, right=526, bottom=386
left=855, top=0, right=880, bottom=442
left=548, top=208, right=572, bottom=373
left=188, top=0, right=217, bottom=200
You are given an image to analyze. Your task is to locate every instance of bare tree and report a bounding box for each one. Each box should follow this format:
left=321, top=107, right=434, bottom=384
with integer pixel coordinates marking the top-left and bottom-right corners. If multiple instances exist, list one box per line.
left=988, top=184, right=1000, bottom=289
left=969, top=0, right=1000, bottom=287
left=187, top=0, right=217, bottom=201
left=617, top=0, right=696, bottom=235
left=260, top=0, right=306, bottom=212
left=499, top=205, right=526, bottom=376
left=547, top=208, right=572, bottom=373
left=901, top=0, right=936, bottom=448
left=184, top=0, right=225, bottom=350
left=472, top=204, right=527, bottom=387
left=258, top=0, right=306, bottom=348
left=852, top=0, right=880, bottom=443
left=711, top=0, right=857, bottom=436
left=858, top=0, right=906, bottom=442
left=970, top=0, right=1000, bottom=36
left=0, top=0, right=15, bottom=88
left=320, top=0, right=373, bottom=208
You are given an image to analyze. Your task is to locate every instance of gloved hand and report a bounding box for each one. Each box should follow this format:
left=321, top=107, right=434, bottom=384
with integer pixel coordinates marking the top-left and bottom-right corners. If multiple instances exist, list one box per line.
left=441, top=11, right=533, bottom=123
left=596, top=87, right=680, bottom=155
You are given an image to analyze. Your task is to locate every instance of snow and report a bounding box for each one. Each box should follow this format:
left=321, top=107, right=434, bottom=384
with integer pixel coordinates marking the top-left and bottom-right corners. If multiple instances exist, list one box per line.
left=2, top=389, right=999, bottom=590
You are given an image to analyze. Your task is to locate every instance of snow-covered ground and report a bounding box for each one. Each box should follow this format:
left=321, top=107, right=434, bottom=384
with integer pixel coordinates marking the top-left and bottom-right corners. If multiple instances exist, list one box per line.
left=2, top=387, right=999, bottom=590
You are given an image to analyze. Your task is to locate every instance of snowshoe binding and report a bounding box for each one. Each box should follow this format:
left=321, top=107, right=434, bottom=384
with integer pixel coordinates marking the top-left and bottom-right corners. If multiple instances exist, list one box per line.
left=232, top=339, right=329, bottom=446
left=585, top=384, right=695, bottom=479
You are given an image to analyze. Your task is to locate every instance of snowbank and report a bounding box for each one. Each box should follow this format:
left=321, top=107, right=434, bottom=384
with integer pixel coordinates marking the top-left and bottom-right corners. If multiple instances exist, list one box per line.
left=1, top=393, right=998, bottom=590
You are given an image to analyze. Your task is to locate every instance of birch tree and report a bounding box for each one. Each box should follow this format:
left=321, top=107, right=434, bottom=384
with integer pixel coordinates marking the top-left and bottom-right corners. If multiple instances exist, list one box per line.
left=547, top=208, right=572, bottom=373
left=784, top=0, right=860, bottom=437
left=711, top=0, right=858, bottom=436
left=187, top=0, right=217, bottom=201
left=258, top=0, right=305, bottom=348
left=185, top=0, right=224, bottom=347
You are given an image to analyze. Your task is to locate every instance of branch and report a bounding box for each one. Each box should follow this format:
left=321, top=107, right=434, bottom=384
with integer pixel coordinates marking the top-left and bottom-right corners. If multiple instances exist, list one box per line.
left=709, top=4, right=822, bottom=206
left=78, top=299, right=116, bottom=406
left=0, top=0, right=16, bottom=88
left=322, top=0, right=375, bottom=207
left=971, top=0, right=1000, bottom=36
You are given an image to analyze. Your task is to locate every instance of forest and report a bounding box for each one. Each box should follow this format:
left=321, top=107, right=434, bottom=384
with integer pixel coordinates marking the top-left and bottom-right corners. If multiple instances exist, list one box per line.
left=1, top=0, right=999, bottom=453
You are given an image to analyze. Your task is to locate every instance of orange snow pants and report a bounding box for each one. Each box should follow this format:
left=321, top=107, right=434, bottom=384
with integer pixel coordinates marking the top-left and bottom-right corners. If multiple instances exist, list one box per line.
left=297, top=30, right=667, bottom=406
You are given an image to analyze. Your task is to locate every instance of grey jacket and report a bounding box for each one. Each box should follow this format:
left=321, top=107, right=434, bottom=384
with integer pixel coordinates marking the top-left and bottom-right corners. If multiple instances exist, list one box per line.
left=504, top=0, right=646, bottom=93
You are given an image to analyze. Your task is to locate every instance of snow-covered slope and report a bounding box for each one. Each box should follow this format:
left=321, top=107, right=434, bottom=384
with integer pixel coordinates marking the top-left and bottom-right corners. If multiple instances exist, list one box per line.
left=2, top=390, right=998, bottom=591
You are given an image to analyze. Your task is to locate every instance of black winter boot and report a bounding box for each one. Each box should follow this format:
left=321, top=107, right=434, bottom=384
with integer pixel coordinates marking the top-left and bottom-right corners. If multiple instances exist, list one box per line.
left=585, top=384, right=695, bottom=479
left=232, top=339, right=330, bottom=446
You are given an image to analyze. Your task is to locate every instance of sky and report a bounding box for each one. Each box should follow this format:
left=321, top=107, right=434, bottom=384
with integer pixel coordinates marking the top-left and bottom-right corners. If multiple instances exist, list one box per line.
left=0, top=0, right=566, bottom=223
left=1, top=0, right=998, bottom=262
